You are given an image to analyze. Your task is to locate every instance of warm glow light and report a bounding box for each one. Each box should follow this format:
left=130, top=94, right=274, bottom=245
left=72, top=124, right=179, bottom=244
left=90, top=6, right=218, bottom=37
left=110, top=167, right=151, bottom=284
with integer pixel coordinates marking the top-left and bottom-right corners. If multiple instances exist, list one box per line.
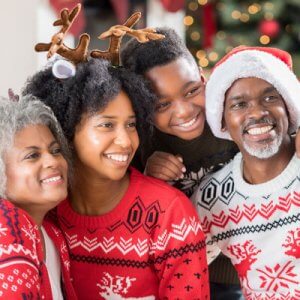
left=264, top=12, right=274, bottom=20
left=248, top=4, right=259, bottom=14
left=184, top=16, right=194, bottom=26
left=198, top=0, right=208, bottom=5
left=232, top=10, right=242, bottom=19
left=196, top=50, right=206, bottom=59
left=191, top=31, right=201, bottom=41
left=208, top=52, right=219, bottom=62
left=260, top=35, right=270, bottom=44
left=216, top=31, right=226, bottom=40
left=240, top=13, right=250, bottom=22
left=199, top=58, right=209, bottom=67
left=264, top=2, right=274, bottom=10
left=285, top=24, right=292, bottom=33
left=189, top=2, right=198, bottom=11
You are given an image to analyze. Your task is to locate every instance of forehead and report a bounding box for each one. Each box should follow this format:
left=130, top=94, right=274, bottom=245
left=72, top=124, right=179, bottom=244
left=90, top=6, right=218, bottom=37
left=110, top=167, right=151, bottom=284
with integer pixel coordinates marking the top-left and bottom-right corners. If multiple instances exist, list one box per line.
left=145, top=57, right=200, bottom=90
left=225, top=77, right=277, bottom=99
left=13, top=124, right=54, bottom=148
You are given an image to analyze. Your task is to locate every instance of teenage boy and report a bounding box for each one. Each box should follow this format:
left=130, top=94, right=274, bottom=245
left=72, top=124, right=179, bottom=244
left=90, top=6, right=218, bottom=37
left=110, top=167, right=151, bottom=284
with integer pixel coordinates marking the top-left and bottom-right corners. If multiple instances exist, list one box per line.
left=193, top=46, right=300, bottom=298
left=122, top=27, right=242, bottom=299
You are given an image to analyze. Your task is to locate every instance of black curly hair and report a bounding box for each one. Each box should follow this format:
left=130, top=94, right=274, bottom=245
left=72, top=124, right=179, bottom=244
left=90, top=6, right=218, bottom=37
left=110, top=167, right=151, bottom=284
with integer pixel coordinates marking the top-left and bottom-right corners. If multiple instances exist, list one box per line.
left=23, top=58, right=156, bottom=148
left=121, top=27, right=197, bottom=75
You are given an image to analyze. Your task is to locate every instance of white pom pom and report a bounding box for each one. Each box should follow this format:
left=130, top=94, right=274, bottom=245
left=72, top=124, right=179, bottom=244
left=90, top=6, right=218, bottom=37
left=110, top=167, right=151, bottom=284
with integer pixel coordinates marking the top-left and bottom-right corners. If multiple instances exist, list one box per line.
left=52, top=60, right=76, bottom=79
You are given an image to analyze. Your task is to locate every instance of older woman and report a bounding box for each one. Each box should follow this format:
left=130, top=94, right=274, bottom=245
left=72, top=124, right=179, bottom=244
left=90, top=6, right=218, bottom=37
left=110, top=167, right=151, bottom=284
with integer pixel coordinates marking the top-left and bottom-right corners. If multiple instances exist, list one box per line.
left=0, top=95, right=76, bottom=299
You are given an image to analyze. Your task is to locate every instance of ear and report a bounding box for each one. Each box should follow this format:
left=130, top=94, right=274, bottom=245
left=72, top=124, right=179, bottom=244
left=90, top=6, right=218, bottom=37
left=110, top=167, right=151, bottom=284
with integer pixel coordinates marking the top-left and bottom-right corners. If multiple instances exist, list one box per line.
left=221, top=117, right=227, bottom=132
left=198, top=66, right=206, bottom=84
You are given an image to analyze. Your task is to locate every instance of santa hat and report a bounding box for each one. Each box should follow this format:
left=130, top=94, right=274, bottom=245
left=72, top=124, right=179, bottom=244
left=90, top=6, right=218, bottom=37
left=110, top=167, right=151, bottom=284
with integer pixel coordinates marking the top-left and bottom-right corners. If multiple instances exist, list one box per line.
left=205, top=46, right=300, bottom=140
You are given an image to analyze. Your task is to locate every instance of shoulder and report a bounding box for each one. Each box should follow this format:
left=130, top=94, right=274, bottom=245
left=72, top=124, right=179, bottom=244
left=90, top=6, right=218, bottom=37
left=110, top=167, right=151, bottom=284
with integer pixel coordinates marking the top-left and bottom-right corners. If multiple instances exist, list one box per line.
left=191, top=157, right=236, bottom=207
left=0, top=199, right=37, bottom=244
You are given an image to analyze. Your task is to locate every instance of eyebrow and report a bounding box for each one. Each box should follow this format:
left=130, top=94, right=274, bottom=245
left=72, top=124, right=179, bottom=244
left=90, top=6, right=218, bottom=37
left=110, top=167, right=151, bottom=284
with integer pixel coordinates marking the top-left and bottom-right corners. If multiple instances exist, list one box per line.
left=95, top=115, right=136, bottom=119
left=24, top=140, right=58, bottom=150
left=227, top=86, right=278, bottom=102
left=158, top=80, right=202, bottom=99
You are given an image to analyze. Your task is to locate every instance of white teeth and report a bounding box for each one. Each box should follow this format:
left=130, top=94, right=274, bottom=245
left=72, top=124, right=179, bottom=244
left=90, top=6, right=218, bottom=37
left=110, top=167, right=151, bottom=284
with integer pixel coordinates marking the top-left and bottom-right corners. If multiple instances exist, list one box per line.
left=247, top=126, right=273, bottom=135
left=42, top=176, right=61, bottom=183
left=178, top=117, right=197, bottom=128
left=106, top=154, right=129, bottom=162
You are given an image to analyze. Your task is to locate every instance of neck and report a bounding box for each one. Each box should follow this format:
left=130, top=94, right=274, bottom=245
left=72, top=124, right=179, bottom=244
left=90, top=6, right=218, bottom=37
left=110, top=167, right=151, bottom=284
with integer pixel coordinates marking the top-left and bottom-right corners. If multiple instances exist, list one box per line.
left=70, top=166, right=130, bottom=216
left=241, top=137, right=294, bottom=184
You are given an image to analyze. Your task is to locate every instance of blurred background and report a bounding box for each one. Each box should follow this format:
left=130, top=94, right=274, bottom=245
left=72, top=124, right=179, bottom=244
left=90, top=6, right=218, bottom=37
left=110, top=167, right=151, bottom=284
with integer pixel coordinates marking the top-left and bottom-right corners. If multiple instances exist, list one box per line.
left=1, top=0, right=299, bottom=97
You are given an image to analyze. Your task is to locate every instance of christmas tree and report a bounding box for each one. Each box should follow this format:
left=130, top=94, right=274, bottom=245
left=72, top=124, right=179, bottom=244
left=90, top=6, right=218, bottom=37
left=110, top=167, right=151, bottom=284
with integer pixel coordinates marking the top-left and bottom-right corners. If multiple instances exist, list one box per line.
left=185, top=0, right=300, bottom=75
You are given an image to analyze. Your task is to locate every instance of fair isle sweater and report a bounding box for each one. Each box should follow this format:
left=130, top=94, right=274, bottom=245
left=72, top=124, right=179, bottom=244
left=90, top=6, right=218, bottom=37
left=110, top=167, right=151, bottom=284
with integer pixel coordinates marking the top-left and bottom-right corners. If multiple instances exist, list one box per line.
left=193, top=152, right=300, bottom=299
left=0, top=199, right=77, bottom=300
left=56, top=168, right=209, bottom=300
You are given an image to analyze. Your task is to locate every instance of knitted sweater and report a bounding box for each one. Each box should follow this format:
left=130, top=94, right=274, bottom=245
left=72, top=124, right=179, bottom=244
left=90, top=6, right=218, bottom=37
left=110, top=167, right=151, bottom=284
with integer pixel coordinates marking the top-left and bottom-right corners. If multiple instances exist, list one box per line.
left=134, top=123, right=238, bottom=198
left=0, top=198, right=77, bottom=300
left=56, top=168, right=209, bottom=300
left=193, top=152, right=300, bottom=299
left=133, top=124, right=240, bottom=284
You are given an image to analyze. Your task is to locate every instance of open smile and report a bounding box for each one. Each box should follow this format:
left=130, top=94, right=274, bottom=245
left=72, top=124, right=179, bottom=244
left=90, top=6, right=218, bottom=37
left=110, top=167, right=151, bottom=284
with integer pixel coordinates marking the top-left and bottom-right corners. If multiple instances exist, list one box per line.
left=40, top=174, right=64, bottom=185
left=173, top=113, right=202, bottom=132
left=103, top=153, right=131, bottom=166
left=243, top=123, right=276, bottom=142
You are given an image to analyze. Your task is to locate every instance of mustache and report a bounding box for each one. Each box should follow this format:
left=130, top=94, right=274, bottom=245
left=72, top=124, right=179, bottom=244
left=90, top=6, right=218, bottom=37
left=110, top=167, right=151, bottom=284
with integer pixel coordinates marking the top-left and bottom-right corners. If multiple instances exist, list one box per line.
left=243, top=117, right=275, bottom=132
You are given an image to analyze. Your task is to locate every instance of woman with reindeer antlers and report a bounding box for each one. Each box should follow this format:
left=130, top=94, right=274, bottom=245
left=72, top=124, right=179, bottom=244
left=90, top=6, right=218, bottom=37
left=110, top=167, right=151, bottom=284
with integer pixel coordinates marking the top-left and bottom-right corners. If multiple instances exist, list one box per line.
left=24, top=4, right=209, bottom=299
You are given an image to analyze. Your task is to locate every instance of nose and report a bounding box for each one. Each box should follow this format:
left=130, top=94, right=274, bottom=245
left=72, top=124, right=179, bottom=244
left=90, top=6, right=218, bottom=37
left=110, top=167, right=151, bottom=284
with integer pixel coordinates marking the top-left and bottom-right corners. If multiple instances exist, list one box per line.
left=173, top=100, right=193, bottom=119
left=114, top=128, right=131, bottom=148
left=248, top=101, right=269, bottom=119
left=43, top=153, right=60, bottom=169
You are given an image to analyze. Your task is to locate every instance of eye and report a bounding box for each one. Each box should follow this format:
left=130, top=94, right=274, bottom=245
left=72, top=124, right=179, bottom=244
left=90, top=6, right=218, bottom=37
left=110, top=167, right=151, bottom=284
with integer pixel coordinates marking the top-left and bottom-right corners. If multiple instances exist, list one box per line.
left=127, top=121, right=137, bottom=128
left=264, top=94, right=280, bottom=102
left=230, top=101, right=248, bottom=110
left=24, top=152, right=40, bottom=160
left=97, top=122, right=113, bottom=128
left=185, top=85, right=202, bottom=97
left=155, top=101, right=170, bottom=112
left=51, top=146, right=62, bottom=155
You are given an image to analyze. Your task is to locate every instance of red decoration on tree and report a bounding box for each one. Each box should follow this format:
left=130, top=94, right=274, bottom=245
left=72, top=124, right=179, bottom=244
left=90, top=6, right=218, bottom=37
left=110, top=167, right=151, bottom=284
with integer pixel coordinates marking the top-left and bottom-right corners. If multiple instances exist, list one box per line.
left=259, top=19, right=280, bottom=38
left=49, top=0, right=85, bottom=37
left=202, top=3, right=217, bottom=49
left=160, top=0, right=185, bottom=13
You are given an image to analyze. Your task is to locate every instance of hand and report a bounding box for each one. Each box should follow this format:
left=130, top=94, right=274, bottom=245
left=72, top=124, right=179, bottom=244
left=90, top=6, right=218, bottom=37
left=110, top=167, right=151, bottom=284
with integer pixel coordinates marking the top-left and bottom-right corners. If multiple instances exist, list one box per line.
left=296, top=128, right=300, bottom=157
left=144, top=151, right=186, bottom=181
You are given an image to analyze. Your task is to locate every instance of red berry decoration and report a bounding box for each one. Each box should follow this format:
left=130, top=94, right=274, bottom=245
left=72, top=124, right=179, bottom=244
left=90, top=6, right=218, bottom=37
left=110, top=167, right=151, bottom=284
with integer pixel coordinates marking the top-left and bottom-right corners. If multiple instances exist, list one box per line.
left=259, top=19, right=280, bottom=38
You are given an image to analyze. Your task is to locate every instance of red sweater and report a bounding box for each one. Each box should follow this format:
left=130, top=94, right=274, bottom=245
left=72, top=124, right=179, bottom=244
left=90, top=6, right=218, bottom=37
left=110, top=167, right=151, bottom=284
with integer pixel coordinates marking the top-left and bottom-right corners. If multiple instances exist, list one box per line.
left=56, top=168, right=209, bottom=299
left=0, top=198, right=77, bottom=300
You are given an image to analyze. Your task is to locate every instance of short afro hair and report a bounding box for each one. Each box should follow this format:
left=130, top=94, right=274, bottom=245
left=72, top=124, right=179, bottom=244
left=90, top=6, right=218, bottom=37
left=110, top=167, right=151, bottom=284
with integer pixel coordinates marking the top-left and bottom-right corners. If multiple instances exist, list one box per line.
left=121, top=27, right=197, bottom=74
left=23, top=58, right=156, bottom=147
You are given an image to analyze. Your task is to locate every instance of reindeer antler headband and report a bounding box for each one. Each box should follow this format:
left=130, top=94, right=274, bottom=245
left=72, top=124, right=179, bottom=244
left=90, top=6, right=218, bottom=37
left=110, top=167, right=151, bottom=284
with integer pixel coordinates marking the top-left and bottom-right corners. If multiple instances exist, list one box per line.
left=35, top=4, right=164, bottom=77
left=91, top=12, right=164, bottom=66
left=35, top=4, right=90, bottom=65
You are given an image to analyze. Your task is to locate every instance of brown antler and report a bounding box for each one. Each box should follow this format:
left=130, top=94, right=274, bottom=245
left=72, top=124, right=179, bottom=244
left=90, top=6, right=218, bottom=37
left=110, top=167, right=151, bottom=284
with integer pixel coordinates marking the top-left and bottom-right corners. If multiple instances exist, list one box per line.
left=91, top=12, right=164, bottom=66
left=35, top=4, right=90, bottom=65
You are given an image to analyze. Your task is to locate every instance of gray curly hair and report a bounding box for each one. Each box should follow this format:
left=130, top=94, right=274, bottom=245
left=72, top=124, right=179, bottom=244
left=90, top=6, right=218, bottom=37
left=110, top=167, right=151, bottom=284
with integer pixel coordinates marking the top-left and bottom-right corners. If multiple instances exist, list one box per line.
left=0, top=95, right=70, bottom=198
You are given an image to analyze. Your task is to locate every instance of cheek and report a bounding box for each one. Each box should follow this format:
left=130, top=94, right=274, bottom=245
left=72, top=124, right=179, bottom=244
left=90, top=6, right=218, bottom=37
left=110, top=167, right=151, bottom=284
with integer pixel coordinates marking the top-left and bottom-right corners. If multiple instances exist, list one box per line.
left=131, top=132, right=139, bottom=151
left=5, top=167, right=37, bottom=199
left=153, top=111, right=171, bottom=129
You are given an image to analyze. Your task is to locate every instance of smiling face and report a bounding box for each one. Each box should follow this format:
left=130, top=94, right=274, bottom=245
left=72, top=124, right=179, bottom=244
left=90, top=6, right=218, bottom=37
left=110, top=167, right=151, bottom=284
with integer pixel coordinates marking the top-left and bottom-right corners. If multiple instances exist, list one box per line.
left=223, top=77, right=289, bottom=159
left=73, top=91, right=139, bottom=181
left=5, top=124, right=68, bottom=212
left=145, top=57, right=206, bottom=140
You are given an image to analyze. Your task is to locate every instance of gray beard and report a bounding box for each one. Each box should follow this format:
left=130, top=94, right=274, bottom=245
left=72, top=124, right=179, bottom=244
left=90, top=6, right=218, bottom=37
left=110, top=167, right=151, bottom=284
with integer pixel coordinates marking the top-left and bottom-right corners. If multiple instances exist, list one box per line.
left=243, top=132, right=283, bottom=159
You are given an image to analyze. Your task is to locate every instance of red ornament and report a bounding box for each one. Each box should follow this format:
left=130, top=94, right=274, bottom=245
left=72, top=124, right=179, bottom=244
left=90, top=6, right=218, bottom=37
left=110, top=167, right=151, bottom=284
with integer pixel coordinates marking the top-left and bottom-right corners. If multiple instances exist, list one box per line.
left=160, top=0, right=185, bottom=13
left=259, top=19, right=280, bottom=38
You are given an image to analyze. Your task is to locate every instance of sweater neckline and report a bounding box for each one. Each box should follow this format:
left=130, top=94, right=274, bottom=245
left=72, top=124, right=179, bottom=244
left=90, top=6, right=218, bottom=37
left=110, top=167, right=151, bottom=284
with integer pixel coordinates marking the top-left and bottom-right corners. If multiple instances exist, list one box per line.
left=59, top=167, right=140, bottom=228
left=232, top=152, right=300, bottom=196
